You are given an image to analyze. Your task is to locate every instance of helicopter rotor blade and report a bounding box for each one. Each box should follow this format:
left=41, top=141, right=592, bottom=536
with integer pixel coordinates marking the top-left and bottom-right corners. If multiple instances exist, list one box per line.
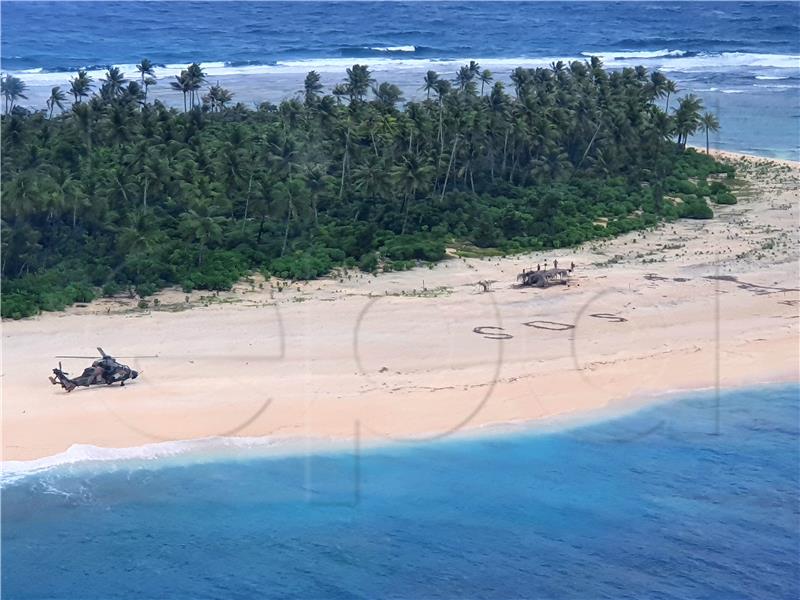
left=55, top=355, right=159, bottom=359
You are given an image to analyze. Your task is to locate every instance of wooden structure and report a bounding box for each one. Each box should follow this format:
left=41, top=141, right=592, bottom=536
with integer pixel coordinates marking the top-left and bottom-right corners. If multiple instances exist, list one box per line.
left=516, top=267, right=572, bottom=288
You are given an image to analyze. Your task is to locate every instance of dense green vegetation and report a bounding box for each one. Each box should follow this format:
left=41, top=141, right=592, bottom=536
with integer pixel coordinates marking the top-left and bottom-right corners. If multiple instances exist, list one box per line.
left=1, top=59, right=734, bottom=318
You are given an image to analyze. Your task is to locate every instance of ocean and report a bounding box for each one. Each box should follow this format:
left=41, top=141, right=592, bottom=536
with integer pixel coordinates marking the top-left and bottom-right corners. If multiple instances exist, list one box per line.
left=1, top=1, right=799, bottom=159
left=2, top=4, right=800, bottom=597
left=2, top=384, right=799, bottom=599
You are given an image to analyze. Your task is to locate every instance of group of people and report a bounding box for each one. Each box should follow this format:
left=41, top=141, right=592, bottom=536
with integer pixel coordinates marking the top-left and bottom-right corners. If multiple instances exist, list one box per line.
left=533, top=260, right=575, bottom=272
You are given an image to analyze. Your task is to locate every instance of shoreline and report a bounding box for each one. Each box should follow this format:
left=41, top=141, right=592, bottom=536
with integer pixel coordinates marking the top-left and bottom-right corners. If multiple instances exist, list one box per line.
left=697, top=147, right=800, bottom=168
left=4, top=379, right=797, bottom=483
left=3, top=149, right=799, bottom=463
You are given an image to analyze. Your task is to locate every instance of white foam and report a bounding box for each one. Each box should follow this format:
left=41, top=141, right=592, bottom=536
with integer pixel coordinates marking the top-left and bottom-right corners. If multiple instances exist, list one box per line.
left=6, top=52, right=798, bottom=88
left=753, top=83, right=796, bottom=89
left=656, top=52, right=800, bottom=72
left=582, top=48, right=688, bottom=59
left=0, top=435, right=325, bottom=486
left=370, top=45, right=416, bottom=52
left=755, top=75, right=790, bottom=80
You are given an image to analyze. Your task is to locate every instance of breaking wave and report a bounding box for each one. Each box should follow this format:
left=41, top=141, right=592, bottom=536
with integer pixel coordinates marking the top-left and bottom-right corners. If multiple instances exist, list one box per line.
left=1, top=436, right=353, bottom=487
left=370, top=45, right=417, bottom=52
left=6, top=51, right=798, bottom=85
left=581, top=48, right=691, bottom=59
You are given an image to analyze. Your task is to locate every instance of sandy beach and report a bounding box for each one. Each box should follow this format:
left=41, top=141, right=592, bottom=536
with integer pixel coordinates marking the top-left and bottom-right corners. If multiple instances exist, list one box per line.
left=2, top=150, right=798, bottom=462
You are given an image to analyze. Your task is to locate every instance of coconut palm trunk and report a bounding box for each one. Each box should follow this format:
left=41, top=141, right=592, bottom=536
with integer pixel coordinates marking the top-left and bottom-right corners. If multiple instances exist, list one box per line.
left=440, top=136, right=459, bottom=201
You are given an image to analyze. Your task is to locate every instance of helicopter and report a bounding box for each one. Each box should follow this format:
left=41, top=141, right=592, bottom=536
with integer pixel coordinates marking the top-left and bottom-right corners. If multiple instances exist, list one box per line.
left=49, top=347, right=150, bottom=392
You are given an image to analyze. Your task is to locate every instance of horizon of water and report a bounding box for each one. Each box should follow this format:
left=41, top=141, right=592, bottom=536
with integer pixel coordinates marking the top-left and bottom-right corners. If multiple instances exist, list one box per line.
left=1, top=1, right=799, bottom=159
left=2, top=383, right=799, bottom=598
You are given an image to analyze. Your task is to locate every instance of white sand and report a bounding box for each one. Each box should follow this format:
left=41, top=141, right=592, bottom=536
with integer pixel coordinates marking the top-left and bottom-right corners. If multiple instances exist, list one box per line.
left=3, top=151, right=798, bottom=461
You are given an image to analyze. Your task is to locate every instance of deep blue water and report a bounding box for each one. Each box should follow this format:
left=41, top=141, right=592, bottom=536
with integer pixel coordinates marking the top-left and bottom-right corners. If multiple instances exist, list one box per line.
left=3, top=384, right=799, bottom=599
left=2, top=1, right=799, bottom=70
left=1, top=1, right=800, bottom=158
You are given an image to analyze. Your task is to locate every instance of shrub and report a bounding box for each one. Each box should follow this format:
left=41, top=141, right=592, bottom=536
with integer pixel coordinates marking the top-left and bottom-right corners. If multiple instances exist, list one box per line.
left=268, top=250, right=333, bottom=280
left=102, top=282, right=121, bottom=297
left=358, top=252, right=379, bottom=273
left=382, top=235, right=445, bottom=261
left=1, top=293, right=39, bottom=319
left=713, top=192, right=737, bottom=205
left=135, top=283, right=158, bottom=298
left=680, top=200, right=713, bottom=219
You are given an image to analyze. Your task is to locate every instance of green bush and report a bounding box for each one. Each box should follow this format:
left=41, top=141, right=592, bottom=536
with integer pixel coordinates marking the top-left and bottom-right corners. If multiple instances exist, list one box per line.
left=1, top=293, right=39, bottom=319
left=358, top=252, right=379, bottom=273
left=680, top=200, right=713, bottom=219
left=713, top=192, right=737, bottom=205
left=135, top=283, right=158, bottom=298
left=268, top=251, right=333, bottom=280
left=382, top=235, right=445, bottom=262
left=102, top=282, right=121, bottom=297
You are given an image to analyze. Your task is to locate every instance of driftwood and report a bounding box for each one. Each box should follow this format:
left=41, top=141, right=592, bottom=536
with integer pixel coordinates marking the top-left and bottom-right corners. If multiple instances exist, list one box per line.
left=475, top=279, right=496, bottom=293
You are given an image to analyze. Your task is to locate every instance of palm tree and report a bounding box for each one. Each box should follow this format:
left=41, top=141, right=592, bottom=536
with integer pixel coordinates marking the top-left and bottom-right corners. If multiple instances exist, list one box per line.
left=331, top=83, right=349, bottom=104
left=649, top=71, right=667, bottom=103
left=1, top=74, right=27, bottom=113
left=700, top=112, right=720, bottom=154
left=1, top=54, right=729, bottom=318
left=303, top=70, right=324, bottom=106
left=510, top=67, right=530, bottom=98
left=46, top=86, right=67, bottom=118
left=123, top=81, right=145, bottom=105
left=392, top=153, right=433, bottom=233
left=345, top=64, right=373, bottom=103
left=421, top=70, right=440, bottom=100
left=663, top=79, right=677, bottom=113
left=352, top=156, right=389, bottom=202
left=71, top=102, right=93, bottom=149
left=674, top=94, right=704, bottom=148
left=455, top=65, right=475, bottom=93
left=170, top=71, right=193, bottom=112
left=215, top=85, right=234, bottom=111
left=179, top=207, right=224, bottom=266
left=100, top=67, right=127, bottom=99
left=550, top=60, right=566, bottom=76
left=372, top=82, right=403, bottom=111
left=69, top=70, right=93, bottom=104
left=137, top=59, right=156, bottom=102
left=203, top=83, right=234, bottom=111
left=186, top=62, right=206, bottom=108
left=479, top=69, right=493, bottom=96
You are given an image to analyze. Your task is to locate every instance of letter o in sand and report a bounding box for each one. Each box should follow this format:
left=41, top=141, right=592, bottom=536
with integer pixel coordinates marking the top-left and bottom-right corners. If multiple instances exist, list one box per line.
left=589, top=312, right=628, bottom=323
left=522, top=320, right=575, bottom=331
left=473, top=326, right=513, bottom=340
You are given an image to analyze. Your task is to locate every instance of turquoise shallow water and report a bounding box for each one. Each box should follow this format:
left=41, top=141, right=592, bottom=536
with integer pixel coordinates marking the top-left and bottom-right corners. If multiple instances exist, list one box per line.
left=3, top=384, right=798, bottom=599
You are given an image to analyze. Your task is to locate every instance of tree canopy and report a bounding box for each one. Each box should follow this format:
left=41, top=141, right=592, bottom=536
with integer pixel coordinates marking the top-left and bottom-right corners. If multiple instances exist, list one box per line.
left=1, top=60, right=731, bottom=318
